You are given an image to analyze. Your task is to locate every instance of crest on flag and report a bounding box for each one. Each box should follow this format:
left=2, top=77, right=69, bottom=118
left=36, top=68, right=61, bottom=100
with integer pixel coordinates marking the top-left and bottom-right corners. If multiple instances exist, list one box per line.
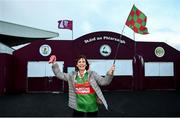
left=58, top=20, right=72, bottom=30
left=125, top=5, right=149, bottom=35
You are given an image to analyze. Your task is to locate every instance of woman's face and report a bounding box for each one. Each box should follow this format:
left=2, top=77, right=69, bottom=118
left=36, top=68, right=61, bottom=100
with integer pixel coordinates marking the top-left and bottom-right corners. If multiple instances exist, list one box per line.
left=76, top=58, right=86, bottom=71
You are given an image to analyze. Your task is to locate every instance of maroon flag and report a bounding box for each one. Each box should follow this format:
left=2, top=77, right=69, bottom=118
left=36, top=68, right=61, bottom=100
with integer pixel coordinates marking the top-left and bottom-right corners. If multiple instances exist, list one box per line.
left=58, top=20, right=73, bottom=30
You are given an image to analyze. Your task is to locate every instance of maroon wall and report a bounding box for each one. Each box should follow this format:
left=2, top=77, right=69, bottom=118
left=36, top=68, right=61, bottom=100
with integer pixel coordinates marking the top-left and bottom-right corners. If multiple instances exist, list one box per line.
left=73, top=31, right=134, bottom=59
left=137, top=42, right=180, bottom=90
left=137, top=42, right=180, bottom=89
left=13, top=39, right=73, bottom=92
left=28, top=77, right=63, bottom=92
left=0, top=53, right=16, bottom=94
left=12, top=31, right=180, bottom=92
left=175, top=56, right=180, bottom=90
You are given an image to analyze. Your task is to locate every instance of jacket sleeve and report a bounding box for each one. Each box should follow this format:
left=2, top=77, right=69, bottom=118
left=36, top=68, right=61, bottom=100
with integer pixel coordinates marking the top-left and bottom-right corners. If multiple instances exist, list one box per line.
left=92, top=71, right=114, bottom=86
left=52, top=63, right=71, bottom=81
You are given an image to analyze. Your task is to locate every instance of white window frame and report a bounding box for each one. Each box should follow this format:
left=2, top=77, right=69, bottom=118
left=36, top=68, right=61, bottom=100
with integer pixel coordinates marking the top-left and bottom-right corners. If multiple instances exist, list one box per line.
left=27, top=61, right=64, bottom=77
left=88, top=59, right=133, bottom=76
left=144, top=62, right=174, bottom=77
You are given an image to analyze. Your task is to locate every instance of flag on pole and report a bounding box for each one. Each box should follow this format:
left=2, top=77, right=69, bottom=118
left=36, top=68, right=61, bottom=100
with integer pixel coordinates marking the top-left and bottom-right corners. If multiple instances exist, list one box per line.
left=125, top=5, right=148, bottom=34
left=58, top=20, right=73, bottom=30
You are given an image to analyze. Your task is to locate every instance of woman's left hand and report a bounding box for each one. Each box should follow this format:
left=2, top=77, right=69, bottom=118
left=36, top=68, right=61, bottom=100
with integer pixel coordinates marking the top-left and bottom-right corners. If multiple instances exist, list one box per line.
left=108, top=64, right=115, bottom=76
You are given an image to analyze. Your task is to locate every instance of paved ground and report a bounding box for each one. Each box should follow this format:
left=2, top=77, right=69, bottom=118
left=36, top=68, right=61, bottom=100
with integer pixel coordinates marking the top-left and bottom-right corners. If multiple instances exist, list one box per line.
left=0, top=90, right=180, bottom=117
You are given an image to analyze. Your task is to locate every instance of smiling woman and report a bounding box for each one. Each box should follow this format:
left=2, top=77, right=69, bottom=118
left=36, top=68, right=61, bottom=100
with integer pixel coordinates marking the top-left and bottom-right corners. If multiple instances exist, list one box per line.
left=49, top=54, right=115, bottom=117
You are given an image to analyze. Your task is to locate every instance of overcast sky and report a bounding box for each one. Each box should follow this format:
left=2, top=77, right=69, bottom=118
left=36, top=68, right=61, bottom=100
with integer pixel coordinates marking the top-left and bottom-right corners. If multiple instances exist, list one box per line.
left=1, top=0, right=180, bottom=51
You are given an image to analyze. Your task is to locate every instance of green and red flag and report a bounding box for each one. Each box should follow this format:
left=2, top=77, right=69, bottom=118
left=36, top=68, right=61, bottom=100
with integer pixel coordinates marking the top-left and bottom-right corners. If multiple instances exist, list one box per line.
left=125, top=5, right=149, bottom=34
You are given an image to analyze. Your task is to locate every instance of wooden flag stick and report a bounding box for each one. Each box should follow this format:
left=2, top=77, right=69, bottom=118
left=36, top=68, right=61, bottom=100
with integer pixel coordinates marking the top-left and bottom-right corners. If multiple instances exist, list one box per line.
left=113, top=25, right=125, bottom=64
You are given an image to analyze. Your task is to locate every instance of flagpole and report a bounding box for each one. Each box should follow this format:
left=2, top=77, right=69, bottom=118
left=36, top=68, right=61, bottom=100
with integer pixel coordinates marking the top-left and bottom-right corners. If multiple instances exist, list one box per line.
left=72, top=29, right=73, bottom=40
left=133, top=31, right=136, bottom=56
left=72, top=20, right=73, bottom=40
left=113, top=25, right=125, bottom=65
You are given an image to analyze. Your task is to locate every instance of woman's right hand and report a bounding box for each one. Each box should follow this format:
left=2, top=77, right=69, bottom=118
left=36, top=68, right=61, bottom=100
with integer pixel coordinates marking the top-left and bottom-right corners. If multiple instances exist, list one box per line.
left=49, top=55, right=56, bottom=64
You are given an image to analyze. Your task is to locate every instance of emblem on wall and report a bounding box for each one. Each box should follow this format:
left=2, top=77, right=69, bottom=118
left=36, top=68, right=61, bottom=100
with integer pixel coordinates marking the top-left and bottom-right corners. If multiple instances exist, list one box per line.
left=100, top=44, right=111, bottom=57
left=155, top=46, right=165, bottom=57
left=39, top=44, right=52, bottom=56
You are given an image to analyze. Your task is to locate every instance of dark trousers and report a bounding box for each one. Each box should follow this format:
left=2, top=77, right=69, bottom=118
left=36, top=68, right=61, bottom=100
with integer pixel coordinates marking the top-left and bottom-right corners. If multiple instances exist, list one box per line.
left=72, top=109, right=98, bottom=117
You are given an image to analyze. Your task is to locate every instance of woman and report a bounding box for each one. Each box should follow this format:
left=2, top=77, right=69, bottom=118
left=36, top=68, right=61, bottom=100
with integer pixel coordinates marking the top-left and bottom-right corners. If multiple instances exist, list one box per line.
left=49, top=54, right=115, bottom=117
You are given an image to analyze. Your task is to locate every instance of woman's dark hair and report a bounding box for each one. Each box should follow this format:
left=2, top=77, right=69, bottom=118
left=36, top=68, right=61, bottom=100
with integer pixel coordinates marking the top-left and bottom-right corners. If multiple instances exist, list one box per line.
left=75, top=55, right=89, bottom=71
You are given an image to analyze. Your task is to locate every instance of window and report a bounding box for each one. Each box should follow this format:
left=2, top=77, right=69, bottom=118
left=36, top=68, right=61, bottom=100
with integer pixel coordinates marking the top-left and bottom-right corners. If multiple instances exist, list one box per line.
left=27, top=61, right=64, bottom=77
left=144, top=62, right=174, bottom=77
left=67, top=67, right=75, bottom=73
left=88, top=59, right=133, bottom=76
